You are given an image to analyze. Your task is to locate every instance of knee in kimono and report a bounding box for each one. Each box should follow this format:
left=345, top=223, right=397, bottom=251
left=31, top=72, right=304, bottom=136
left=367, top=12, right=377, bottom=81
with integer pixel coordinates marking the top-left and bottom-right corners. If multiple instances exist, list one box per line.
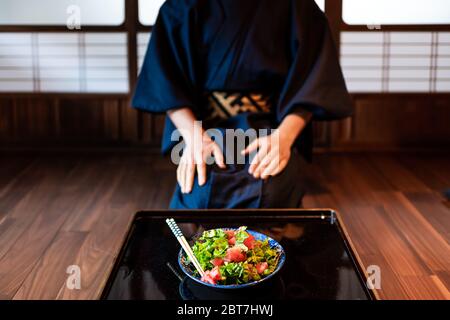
left=259, top=150, right=307, bottom=209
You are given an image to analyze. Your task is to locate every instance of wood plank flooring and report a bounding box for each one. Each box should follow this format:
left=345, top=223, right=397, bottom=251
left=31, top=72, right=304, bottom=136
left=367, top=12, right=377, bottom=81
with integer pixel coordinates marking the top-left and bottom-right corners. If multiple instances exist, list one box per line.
left=0, top=153, right=448, bottom=300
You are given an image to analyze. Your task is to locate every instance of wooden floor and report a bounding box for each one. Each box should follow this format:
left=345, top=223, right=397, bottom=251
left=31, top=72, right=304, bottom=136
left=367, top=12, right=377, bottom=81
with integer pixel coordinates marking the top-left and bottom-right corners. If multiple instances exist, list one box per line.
left=0, top=152, right=449, bottom=300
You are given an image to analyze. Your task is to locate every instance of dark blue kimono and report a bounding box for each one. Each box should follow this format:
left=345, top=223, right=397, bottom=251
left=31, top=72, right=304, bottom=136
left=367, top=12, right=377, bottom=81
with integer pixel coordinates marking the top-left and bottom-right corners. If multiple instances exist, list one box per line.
left=132, top=0, right=353, bottom=209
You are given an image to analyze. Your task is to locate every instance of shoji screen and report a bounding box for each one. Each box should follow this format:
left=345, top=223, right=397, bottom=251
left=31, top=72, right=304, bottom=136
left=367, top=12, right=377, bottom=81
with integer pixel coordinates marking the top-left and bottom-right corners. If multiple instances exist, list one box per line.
left=0, top=32, right=129, bottom=93
left=0, top=0, right=125, bottom=26
left=341, top=0, right=450, bottom=93
left=0, top=0, right=128, bottom=93
left=340, top=32, right=450, bottom=93
left=343, top=0, right=450, bottom=25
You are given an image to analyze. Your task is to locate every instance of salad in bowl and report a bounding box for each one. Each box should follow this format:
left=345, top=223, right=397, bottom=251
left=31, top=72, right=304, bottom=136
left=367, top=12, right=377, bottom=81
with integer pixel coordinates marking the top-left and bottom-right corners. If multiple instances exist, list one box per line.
left=178, top=226, right=285, bottom=288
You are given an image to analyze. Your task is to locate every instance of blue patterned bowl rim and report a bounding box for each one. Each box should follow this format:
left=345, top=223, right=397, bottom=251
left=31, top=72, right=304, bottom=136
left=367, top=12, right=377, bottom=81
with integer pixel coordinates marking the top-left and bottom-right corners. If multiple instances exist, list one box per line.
left=178, top=228, right=286, bottom=289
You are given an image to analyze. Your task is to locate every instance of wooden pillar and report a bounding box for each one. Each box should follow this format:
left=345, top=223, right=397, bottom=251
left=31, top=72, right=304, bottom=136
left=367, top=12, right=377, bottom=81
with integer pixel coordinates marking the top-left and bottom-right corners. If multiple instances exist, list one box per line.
left=121, top=0, right=140, bottom=142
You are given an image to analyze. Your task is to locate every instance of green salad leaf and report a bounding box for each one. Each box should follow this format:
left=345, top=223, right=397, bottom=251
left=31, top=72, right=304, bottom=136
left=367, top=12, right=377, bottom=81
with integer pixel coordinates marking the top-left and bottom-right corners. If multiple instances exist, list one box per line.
left=190, top=226, right=281, bottom=285
left=234, top=226, right=249, bottom=244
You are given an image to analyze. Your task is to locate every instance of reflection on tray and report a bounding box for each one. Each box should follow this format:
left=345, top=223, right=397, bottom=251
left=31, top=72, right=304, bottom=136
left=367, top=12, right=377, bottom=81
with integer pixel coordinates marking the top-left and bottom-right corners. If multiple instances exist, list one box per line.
left=179, top=276, right=286, bottom=300
left=102, top=212, right=370, bottom=300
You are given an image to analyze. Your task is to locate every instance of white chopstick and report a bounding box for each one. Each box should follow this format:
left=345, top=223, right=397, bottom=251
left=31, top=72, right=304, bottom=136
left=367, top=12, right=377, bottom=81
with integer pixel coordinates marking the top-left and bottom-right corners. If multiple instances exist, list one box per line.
left=166, top=218, right=205, bottom=277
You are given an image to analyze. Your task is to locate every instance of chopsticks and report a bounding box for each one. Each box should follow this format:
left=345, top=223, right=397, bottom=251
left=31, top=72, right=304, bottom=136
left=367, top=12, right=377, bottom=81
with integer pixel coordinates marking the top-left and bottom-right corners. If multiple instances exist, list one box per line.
left=166, top=218, right=205, bottom=278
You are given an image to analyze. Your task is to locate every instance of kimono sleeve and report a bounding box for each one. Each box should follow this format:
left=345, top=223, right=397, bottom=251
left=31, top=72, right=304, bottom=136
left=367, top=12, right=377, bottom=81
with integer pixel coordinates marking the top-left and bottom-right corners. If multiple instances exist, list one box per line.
left=276, top=0, right=353, bottom=122
left=131, top=3, right=198, bottom=113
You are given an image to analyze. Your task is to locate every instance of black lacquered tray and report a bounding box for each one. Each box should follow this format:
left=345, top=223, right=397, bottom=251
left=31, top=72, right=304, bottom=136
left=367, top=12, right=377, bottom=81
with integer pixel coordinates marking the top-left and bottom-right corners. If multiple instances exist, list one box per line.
left=101, top=210, right=374, bottom=300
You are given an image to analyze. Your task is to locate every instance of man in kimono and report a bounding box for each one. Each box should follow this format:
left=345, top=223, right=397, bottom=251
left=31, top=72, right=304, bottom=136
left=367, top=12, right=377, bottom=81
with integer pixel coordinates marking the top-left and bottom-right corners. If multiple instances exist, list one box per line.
left=132, top=0, right=353, bottom=209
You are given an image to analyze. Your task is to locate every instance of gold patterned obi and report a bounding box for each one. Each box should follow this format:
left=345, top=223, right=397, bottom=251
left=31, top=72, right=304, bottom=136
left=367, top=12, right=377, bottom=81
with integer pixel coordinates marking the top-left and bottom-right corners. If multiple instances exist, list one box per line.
left=205, top=91, right=272, bottom=120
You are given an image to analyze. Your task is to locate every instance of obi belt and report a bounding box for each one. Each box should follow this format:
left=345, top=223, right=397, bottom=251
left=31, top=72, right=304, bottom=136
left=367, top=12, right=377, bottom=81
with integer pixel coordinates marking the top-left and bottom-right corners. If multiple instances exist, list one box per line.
left=169, top=91, right=305, bottom=209
left=205, top=92, right=273, bottom=120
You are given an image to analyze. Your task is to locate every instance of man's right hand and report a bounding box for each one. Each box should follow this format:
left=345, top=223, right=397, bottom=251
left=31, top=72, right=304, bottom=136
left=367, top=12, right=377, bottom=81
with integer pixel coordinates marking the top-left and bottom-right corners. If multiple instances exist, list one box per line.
left=177, top=133, right=225, bottom=194
left=168, top=107, right=225, bottom=194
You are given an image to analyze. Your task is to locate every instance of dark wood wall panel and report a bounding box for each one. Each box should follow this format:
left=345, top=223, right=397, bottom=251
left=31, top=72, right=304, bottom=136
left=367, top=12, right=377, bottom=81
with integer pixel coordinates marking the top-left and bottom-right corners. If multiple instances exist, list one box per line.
left=0, top=97, right=141, bottom=146
left=4, top=98, right=58, bottom=141
left=58, top=100, right=103, bottom=139
left=331, top=95, right=450, bottom=149
left=1, top=0, right=449, bottom=151
left=0, top=99, right=14, bottom=138
left=1, top=95, right=450, bottom=150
